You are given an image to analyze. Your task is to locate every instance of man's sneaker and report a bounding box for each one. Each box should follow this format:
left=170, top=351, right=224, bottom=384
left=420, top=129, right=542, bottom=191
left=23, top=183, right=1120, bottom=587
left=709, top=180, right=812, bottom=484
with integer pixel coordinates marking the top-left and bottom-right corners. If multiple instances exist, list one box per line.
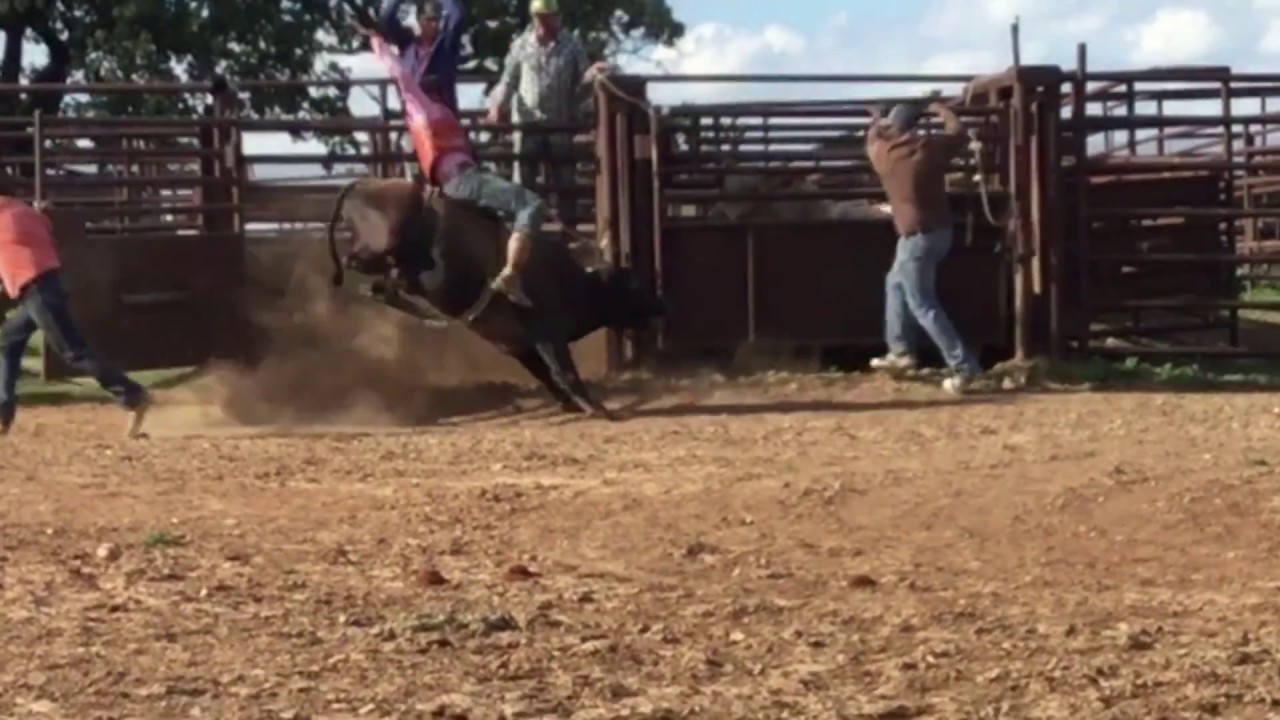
left=124, top=392, right=152, bottom=439
left=0, top=402, right=13, bottom=436
left=870, top=353, right=918, bottom=371
left=942, top=373, right=974, bottom=395
left=490, top=269, right=533, bottom=308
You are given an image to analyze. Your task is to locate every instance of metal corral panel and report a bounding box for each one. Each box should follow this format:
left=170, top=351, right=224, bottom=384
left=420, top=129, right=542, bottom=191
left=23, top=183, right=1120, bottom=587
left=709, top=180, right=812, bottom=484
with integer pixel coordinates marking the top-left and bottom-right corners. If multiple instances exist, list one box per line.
left=659, top=225, right=750, bottom=347
left=43, top=210, right=251, bottom=379
left=1081, top=172, right=1232, bottom=309
left=659, top=220, right=1008, bottom=351
left=1088, top=172, right=1224, bottom=209
left=1088, top=221, right=1229, bottom=301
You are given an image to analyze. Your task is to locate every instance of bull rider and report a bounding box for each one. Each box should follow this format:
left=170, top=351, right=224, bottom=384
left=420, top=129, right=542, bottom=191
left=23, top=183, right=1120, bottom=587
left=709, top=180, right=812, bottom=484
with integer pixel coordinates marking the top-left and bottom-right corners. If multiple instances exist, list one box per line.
left=354, top=21, right=606, bottom=308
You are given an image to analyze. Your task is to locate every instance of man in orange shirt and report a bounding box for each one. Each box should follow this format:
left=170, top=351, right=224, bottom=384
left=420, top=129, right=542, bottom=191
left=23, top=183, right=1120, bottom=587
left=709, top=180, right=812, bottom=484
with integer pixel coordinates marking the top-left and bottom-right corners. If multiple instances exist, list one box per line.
left=0, top=196, right=151, bottom=437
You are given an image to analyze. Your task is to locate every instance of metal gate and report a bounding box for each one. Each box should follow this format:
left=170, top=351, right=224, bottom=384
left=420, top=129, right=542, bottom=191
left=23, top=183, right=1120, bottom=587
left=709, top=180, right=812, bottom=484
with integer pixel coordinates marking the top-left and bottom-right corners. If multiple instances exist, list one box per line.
left=595, top=74, right=1016, bottom=363
left=20, top=111, right=252, bottom=379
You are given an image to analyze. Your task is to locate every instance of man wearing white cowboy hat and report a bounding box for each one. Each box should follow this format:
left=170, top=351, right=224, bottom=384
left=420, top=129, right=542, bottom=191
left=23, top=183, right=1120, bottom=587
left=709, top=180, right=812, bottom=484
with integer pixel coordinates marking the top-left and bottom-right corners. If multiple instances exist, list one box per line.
left=487, top=0, right=610, bottom=228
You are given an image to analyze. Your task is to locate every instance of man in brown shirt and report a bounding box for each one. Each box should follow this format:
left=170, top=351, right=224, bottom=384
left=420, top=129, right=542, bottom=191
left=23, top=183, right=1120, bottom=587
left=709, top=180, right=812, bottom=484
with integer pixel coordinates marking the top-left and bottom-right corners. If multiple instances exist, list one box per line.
left=865, top=100, right=981, bottom=393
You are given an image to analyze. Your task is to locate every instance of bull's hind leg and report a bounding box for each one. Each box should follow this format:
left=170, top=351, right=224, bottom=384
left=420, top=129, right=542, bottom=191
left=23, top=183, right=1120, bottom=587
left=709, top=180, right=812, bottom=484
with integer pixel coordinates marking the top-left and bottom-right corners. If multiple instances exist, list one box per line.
left=514, top=348, right=582, bottom=413
left=534, top=341, right=615, bottom=420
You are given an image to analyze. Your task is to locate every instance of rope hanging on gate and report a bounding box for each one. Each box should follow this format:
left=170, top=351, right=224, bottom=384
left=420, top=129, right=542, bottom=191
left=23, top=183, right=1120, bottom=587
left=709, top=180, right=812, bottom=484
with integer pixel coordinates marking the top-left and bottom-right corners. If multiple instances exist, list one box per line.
left=961, top=84, right=1004, bottom=230
left=970, top=130, right=1002, bottom=228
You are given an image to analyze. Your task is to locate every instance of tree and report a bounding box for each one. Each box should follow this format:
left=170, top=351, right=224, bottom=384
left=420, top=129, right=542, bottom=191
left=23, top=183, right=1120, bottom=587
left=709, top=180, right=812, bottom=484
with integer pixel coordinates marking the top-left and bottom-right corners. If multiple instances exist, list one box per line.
left=0, top=0, right=685, bottom=139
left=462, top=0, right=685, bottom=76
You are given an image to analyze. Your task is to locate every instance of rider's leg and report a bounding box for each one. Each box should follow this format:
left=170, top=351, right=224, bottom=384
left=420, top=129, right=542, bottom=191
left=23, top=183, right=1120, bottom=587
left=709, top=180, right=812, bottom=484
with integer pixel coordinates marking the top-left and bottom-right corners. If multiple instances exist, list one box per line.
left=442, top=166, right=547, bottom=306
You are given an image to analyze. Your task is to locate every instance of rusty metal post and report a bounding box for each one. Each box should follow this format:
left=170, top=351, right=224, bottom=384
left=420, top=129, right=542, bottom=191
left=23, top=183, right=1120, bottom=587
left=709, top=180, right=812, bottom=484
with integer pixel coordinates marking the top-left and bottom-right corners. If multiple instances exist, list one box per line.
left=1156, top=97, right=1166, bottom=155
left=1222, top=79, right=1239, bottom=346
left=594, top=80, right=620, bottom=266
left=32, top=110, right=43, bottom=205
left=1126, top=81, right=1137, bottom=155
left=1042, top=88, right=1065, bottom=358
left=648, top=105, right=666, bottom=349
left=33, top=109, right=49, bottom=381
left=745, top=228, right=756, bottom=343
left=1243, top=129, right=1257, bottom=292
left=621, top=79, right=657, bottom=365
left=594, top=80, right=623, bottom=370
left=1102, top=94, right=1113, bottom=153
left=228, top=114, right=245, bottom=238
left=595, top=78, right=658, bottom=370
left=1073, top=43, right=1090, bottom=355
left=1010, top=79, right=1034, bottom=359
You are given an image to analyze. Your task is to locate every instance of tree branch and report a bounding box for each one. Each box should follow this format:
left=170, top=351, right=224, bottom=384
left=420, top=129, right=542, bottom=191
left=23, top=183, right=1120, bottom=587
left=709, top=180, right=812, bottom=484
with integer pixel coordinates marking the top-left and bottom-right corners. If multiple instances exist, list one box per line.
left=24, top=14, right=70, bottom=117
left=1, top=25, right=22, bottom=84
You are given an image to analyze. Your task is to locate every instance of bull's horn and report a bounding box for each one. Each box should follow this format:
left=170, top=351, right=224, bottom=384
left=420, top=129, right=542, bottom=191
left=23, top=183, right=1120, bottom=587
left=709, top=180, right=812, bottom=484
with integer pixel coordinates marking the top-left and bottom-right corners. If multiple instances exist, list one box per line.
left=326, top=178, right=362, bottom=287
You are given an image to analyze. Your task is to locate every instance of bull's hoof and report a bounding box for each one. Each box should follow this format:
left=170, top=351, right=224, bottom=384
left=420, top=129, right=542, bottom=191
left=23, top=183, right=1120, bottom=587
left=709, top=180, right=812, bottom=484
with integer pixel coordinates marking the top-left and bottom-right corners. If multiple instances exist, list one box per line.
left=587, top=406, right=621, bottom=422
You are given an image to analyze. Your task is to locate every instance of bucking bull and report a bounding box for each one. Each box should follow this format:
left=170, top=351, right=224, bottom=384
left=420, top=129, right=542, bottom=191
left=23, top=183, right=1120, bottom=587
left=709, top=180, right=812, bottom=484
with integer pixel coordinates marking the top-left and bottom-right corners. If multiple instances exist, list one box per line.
left=325, top=177, right=666, bottom=419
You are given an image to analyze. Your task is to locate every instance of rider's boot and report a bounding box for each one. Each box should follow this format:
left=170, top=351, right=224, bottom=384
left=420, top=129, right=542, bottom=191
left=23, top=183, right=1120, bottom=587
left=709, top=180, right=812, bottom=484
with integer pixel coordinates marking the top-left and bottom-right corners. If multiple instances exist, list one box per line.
left=491, top=229, right=533, bottom=307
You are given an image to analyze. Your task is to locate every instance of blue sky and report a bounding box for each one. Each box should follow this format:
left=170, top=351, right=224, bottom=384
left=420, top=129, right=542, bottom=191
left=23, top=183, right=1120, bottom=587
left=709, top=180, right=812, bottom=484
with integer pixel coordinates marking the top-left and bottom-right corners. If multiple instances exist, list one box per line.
left=389, top=0, right=1280, bottom=107
left=662, top=0, right=913, bottom=33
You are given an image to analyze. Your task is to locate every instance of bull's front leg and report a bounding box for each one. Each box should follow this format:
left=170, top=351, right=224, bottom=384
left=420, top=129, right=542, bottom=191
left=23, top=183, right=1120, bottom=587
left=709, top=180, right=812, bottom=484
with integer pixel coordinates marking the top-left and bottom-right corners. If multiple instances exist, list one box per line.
left=533, top=341, right=616, bottom=420
left=514, top=348, right=582, bottom=413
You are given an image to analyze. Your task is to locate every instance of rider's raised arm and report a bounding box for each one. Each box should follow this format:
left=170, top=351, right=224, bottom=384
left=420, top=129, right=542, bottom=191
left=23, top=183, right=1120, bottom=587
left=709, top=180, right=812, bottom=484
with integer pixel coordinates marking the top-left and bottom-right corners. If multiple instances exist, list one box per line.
left=438, top=0, right=467, bottom=57
left=376, top=0, right=416, bottom=51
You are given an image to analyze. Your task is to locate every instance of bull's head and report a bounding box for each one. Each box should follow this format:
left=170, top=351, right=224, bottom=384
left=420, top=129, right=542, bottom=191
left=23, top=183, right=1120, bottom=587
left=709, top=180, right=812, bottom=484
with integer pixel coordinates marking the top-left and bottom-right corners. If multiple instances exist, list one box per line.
left=597, top=265, right=666, bottom=331
left=326, top=177, right=422, bottom=288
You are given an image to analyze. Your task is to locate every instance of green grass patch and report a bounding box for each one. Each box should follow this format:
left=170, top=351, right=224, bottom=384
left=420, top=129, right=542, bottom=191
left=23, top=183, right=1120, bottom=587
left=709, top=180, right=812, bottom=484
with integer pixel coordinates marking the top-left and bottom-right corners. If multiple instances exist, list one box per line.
left=16, top=366, right=203, bottom=406
left=1241, top=283, right=1280, bottom=302
left=8, top=325, right=209, bottom=405
left=143, top=530, right=188, bottom=549
left=993, top=355, right=1280, bottom=392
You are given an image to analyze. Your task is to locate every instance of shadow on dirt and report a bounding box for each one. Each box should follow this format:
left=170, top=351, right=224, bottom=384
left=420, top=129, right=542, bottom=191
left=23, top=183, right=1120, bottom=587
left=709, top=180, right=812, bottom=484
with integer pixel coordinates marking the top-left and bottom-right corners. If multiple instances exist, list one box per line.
left=622, top=394, right=1011, bottom=419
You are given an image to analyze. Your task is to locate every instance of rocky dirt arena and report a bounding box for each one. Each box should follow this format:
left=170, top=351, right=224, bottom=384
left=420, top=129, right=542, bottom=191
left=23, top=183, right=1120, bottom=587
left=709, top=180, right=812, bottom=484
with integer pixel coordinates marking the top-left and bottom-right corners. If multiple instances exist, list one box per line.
left=3, top=367, right=1280, bottom=719
left=4, top=284, right=1280, bottom=719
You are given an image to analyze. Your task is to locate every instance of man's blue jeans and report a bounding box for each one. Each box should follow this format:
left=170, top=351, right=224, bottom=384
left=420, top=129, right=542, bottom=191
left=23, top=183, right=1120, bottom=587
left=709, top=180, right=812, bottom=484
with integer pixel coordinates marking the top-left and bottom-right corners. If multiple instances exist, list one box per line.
left=884, top=227, right=980, bottom=375
left=0, top=270, right=145, bottom=420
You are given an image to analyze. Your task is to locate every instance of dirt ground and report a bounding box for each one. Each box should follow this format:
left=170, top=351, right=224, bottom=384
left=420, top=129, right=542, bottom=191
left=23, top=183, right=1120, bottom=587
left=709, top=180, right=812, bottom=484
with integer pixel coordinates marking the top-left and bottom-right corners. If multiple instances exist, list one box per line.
left=3, top=367, right=1280, bottom=719
left=4, top=257, right=1280, bottom=719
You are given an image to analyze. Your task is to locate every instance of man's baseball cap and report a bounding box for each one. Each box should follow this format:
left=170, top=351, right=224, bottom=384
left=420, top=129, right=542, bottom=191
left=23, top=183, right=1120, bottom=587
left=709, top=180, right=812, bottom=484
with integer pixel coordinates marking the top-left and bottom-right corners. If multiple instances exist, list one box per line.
left=530, top=0, right=559, bottom=15
left=887, top=103, right=923, bottom=133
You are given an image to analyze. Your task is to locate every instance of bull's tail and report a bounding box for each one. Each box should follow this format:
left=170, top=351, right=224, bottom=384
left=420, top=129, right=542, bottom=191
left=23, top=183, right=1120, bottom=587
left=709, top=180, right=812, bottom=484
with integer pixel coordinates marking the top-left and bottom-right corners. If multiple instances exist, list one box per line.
left=326, top=178, right=362, bottom=287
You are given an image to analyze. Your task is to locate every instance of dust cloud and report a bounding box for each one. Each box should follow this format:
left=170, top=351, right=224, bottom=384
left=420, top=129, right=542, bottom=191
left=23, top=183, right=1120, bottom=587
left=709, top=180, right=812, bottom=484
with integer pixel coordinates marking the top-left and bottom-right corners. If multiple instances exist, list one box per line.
left=144, top=238, right=535, bottom=436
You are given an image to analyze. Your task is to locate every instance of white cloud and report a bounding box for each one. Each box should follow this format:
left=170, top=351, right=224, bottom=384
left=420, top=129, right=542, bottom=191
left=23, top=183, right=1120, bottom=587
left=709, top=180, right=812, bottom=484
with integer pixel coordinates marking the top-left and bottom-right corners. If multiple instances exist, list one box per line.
left=1057, top=10, right=1110, bottom=35
left=645, top=21, right=804, bottom=77
left=981, top=0, right=1064, bottom=23
left=1260, top=18, right=1280, bottom=53
left=631, top=20, right=848, bottom=103
left=920, top=50, right=1003, bottom=75
left=1125, top=7, right=1224, bottom=66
